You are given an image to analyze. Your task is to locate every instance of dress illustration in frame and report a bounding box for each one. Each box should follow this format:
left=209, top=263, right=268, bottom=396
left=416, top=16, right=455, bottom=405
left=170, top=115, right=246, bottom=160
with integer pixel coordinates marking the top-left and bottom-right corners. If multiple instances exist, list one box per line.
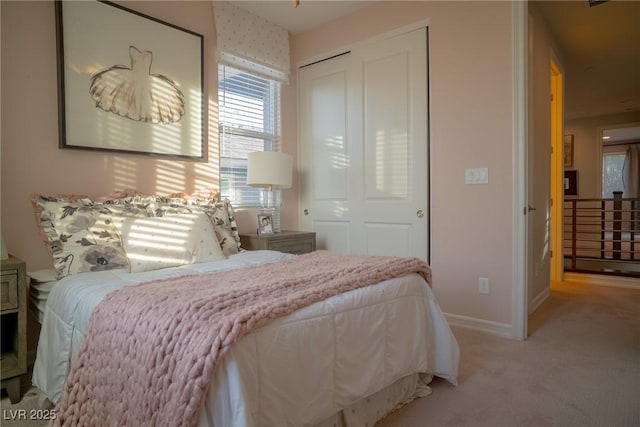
left=56, top=0, right=204, bottom=159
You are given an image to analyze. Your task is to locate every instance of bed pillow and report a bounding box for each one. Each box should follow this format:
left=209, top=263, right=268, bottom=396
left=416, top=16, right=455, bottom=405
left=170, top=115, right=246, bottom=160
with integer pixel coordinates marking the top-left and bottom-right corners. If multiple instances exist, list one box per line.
left=32, top=194, right=157, bottom=278
left=157, top=188, right=220, bottom=206
left=204, top=199, right=242, bottom=256
left=33, top=200, right=130, bottom=278
left=31, top=194, right=92, bottom=257
left=117, top=212, right=225, bottom=273
left=26, top=269, right=58, bottom=283
left=150, top=198, right=242, bottom=256
left=32, top=193, right=155, bottom=253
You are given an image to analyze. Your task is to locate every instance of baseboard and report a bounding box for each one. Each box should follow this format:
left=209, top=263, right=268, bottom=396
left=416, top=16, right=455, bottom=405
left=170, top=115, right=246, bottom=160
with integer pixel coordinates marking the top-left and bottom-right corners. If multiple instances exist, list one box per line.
left=564, top=272, right=640, bottom=289
left=529, top=288, right=551, bottom=315
left=444, top=313, right=513, bottom=339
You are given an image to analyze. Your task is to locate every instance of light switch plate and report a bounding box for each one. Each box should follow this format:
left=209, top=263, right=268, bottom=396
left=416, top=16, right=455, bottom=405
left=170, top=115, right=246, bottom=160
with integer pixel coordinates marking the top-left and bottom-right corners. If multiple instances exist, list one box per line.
left=465, top=168, right=489, bottom=184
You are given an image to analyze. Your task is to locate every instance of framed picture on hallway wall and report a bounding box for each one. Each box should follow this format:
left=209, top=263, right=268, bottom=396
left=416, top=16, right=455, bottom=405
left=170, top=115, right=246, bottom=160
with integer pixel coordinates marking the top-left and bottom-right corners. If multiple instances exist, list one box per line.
left=55, top=0, right=204, bottom=159
left=564, top=134, right=574, bottom=168
left=564, top=170, right=578, bottom=197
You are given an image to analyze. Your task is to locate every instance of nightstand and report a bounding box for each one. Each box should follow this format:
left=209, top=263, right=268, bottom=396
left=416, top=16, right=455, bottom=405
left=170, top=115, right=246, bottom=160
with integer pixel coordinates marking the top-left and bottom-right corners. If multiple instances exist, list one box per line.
left=1, top=256, right=27, bottom=403
left=240, top=230, right=316, bottom=255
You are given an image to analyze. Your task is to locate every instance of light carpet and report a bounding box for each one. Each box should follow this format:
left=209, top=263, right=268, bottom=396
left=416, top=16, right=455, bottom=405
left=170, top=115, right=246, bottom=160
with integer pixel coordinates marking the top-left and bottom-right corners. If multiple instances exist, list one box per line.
left=377, top=279, right=640, bottom=427
left=2, top=279, right=638, bottom=427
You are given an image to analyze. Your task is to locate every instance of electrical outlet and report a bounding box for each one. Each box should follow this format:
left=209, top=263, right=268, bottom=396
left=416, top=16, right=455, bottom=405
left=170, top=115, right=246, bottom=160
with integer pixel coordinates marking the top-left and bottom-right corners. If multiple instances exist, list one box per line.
left=479, top=277, right=490, bottom=294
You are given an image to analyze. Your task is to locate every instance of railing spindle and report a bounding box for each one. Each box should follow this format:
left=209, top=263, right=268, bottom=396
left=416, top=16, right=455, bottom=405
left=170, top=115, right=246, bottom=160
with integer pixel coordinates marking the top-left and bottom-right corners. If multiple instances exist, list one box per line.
left=572, top=199, right=577, bottom=269
left=613, top=191, right=622, bottom=260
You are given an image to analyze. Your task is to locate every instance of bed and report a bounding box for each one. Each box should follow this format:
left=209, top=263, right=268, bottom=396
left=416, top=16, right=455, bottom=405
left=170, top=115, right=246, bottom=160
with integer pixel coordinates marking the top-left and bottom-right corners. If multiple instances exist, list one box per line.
left=29, top=192, right=459, bottom=427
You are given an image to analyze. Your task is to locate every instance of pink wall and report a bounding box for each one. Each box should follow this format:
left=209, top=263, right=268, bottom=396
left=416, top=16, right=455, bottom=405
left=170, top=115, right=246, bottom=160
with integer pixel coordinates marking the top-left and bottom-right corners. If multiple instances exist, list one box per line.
left=1, top=1, right=220, bottom=270
left=285, top=1, right=515, bottom=324
left=2, top=1, right=517, bottom=325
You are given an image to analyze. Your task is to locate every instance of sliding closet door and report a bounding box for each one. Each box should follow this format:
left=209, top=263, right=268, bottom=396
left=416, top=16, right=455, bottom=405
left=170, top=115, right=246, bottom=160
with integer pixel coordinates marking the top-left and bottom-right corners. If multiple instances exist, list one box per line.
left=299, top=52, right=354, bottom=253
left=299, top=27, right=429, bottom=260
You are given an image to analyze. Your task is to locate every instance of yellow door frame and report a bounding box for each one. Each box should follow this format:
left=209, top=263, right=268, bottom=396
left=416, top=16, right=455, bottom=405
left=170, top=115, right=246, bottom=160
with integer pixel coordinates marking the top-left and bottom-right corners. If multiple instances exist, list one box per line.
left=549, top=58, right=564, bottom=282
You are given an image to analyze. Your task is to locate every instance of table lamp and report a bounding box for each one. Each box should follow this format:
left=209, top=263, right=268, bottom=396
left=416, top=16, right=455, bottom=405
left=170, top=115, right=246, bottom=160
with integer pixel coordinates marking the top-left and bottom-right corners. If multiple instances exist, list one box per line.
left=247, top=151, right=293, bottom=233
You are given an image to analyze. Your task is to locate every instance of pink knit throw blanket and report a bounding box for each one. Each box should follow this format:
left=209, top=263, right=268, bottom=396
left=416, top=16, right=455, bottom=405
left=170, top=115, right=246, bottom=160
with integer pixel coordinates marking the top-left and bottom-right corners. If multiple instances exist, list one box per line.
left=53, top=250, right=431, bottom=427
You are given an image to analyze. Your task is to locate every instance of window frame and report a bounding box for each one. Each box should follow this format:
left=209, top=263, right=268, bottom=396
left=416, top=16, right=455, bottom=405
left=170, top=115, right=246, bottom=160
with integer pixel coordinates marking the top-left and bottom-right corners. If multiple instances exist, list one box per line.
left=218, top=64, right=282, bottom=208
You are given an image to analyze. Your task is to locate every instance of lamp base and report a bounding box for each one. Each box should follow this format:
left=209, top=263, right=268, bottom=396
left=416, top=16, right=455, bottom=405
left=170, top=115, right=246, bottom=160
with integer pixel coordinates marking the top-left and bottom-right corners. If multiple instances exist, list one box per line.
left=260, top=188, right=282, bottom=233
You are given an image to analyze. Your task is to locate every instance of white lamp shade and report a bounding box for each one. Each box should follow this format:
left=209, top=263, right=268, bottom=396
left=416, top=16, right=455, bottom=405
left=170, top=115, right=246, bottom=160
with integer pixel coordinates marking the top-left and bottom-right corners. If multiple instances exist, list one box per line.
left=247, top=151, right=293, bottom=189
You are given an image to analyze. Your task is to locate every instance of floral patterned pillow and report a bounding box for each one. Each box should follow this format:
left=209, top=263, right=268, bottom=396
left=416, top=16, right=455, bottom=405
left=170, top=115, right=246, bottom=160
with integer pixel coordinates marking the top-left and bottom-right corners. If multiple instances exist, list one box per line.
left=31, top=194, right=91, bottom=257
left=33, top=195, right=154, bottom=278
left=37, top=201, right=127, bottom=278
left=97, top=195, right=156, bottom=228
left=205, top=199, right=242, bottom=256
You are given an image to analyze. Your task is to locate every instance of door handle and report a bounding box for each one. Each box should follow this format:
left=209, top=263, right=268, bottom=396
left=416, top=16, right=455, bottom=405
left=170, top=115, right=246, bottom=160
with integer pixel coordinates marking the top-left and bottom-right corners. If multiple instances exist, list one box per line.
left=416, top=210, right=424, bottom=218
left=303, top=209, right=309, bottom=216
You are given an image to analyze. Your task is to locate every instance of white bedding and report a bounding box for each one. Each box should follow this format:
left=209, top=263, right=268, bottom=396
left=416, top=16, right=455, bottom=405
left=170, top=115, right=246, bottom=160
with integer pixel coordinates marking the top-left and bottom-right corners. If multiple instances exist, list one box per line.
left=33, top=250, right=459, bottom=427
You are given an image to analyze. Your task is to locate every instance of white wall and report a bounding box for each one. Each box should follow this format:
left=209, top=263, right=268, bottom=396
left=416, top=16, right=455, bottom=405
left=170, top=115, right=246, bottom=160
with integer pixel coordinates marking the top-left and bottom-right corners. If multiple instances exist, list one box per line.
left=565, top=112, right=640, bottom=198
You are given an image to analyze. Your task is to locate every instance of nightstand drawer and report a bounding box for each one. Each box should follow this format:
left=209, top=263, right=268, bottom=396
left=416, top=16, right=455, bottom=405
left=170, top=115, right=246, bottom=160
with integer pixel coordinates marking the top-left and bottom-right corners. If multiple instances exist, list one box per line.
left=268, top=239, right=315, bottom=255
left=1, top=271, right=18, bottom=312
left=240, top=231, right=316, bottom=255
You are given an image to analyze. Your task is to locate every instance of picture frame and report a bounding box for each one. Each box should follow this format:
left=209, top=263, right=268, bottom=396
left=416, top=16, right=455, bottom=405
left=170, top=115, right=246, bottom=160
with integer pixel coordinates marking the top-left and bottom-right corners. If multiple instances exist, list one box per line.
left=563, top=134, right=574, bottom=168
left=55, top=0, right=204, bottom=159
left=564, top=170, right=577, bottom=197
left=257, top=214, right=274, bottom=235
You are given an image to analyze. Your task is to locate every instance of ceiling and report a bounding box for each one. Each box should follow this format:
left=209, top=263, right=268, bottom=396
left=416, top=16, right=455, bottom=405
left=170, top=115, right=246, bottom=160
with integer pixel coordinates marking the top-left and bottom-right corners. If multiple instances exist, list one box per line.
left=230, top=1, right=375, bottom=35
left=534, top=0, right=640, bottom=121
left=230, top=1, right=639, bottom=124
left=603, top=126, right=640, bottom=143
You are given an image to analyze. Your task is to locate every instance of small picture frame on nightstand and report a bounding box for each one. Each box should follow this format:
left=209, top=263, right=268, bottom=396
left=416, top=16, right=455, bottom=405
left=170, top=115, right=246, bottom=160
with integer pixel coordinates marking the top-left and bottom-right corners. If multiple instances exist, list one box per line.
left=257, top=214, right=273, bottom=235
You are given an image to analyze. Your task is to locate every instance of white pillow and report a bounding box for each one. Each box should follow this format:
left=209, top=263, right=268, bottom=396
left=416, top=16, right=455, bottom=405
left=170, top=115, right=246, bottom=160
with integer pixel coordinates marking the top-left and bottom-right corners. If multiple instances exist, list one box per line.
left=27, top=269, right=59, bottom=283
left=117, top=212, right=225, bottom=273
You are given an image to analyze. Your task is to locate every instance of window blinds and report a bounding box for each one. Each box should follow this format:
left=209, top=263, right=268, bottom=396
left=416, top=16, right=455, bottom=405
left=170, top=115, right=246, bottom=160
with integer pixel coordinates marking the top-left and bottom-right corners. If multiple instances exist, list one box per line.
left=218, top=64, right=281, bottom=207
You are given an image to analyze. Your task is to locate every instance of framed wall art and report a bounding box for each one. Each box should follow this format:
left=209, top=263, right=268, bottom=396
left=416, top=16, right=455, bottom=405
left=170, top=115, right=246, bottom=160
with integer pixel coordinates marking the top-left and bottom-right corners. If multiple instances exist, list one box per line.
left=56, top=0, right=204, bottom=159
left=564, top=170, right=577, bottom=197
left=563, top=134, right=574, bottom=168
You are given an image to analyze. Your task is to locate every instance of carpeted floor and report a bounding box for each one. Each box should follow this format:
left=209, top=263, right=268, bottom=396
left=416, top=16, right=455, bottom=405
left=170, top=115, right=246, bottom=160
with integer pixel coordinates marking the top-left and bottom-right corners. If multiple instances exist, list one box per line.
left=2, top=279, right=638, bottom=427
left=377, top=280, right=640, bottom=427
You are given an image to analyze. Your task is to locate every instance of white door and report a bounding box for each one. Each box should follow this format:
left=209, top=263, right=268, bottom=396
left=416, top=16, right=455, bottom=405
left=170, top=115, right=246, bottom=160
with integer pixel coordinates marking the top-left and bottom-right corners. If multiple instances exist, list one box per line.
left=299, top=28, right=429, bottom=260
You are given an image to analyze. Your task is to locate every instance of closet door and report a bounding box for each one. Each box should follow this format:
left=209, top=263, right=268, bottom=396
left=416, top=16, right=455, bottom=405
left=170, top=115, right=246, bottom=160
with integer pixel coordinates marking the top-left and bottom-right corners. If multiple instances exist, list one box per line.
left=299, top=28, right=428, bottom=260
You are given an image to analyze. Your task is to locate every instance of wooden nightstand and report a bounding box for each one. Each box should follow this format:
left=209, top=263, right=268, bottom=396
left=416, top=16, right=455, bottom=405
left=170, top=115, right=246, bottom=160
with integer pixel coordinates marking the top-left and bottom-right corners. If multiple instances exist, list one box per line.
left=240, top=231, right=316, bottom=255
left=1, top=255, right=27, bottom=403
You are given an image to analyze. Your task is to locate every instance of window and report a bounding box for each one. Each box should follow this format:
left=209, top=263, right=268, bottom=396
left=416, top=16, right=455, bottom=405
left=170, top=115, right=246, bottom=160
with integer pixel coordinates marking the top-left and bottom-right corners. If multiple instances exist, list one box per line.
left=218, top=64, right=281, bottom=207
left=602, top=149, right=626, bottom=198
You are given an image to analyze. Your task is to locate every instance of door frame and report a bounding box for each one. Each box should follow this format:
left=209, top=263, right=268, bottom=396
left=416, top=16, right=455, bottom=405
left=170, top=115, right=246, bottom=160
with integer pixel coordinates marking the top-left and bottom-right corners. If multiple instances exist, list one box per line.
left=512, top=0, right=528, bottom=341
left=549, top=56, right=564, bottom=283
